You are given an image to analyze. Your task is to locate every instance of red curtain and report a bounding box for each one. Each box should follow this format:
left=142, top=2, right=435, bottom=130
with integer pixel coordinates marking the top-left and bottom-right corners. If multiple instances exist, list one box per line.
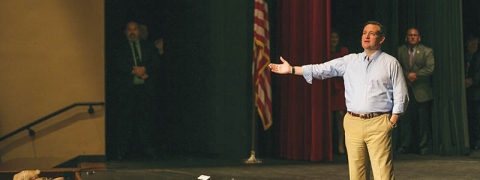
left=275, top=0, right=332, bottom=161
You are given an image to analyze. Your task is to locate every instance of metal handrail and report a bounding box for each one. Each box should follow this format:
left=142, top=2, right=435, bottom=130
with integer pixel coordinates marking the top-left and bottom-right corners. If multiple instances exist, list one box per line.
left=0, top=102, right=105, bottom=142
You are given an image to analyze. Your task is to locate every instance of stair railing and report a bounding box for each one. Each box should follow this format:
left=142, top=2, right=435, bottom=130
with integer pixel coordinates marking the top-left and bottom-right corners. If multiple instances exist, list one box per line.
left=0, top=102, right=105, bottom=142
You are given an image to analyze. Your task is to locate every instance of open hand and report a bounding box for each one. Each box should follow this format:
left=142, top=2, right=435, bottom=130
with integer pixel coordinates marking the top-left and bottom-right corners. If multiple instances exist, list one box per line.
left=269, top=57, right=291, bottom=74
left=133, top=66, right=147, bottom=77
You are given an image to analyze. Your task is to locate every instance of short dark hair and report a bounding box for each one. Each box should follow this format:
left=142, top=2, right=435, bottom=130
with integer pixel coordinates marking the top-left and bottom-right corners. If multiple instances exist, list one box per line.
left=405, top=28, right=420, bottom=36
left=364, top=21, right=385, bottom=37
left=126, top=21, right=139, bottom=30
left=465, top=33, right=479, bottom=44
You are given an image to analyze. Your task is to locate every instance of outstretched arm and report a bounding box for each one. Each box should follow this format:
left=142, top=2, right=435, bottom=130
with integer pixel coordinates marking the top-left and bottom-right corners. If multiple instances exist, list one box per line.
left=269, top=57, right=303, bottom=75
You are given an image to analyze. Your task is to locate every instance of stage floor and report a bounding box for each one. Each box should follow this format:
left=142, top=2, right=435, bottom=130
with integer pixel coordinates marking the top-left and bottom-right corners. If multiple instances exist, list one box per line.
left=81, top=151, right=480, bottom=180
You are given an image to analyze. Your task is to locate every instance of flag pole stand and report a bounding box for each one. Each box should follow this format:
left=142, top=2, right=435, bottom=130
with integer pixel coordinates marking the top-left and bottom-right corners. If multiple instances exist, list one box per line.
left=245, top=40, right=262, bottom=164
left=243, top=101, right=262, bottom=164
left=245, top=150, right=262, bottom=164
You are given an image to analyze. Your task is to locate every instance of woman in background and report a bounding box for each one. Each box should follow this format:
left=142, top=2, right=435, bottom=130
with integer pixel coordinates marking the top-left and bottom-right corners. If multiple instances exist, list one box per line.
left=330, top=29, right=349, bottom=154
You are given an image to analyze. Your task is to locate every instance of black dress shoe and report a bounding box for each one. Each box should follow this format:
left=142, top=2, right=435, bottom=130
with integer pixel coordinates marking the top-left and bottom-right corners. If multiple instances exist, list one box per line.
left=116, top=151, right=127, bottom=161
left=147, top=152, right=158, bottom=160
left=396, top=147, right=408, bottom=154
left=474, top=141, right=480, bottom=150
left=116, top=155, right=124, bottom=161
left=419, top=148, right=429, bottom=155
left=144, top=148, right=158, bottom=160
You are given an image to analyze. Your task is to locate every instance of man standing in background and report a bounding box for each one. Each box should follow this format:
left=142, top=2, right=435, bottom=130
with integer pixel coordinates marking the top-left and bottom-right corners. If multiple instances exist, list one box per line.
left=464, top=34, right=480, bottom=151
left=112, top=21, right=160, bottom=160
left=396, top=28, right=435, bottom=155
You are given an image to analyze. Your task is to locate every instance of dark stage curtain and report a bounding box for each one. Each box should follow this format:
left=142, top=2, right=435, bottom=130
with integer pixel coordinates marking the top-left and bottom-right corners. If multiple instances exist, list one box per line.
left=275, top=0, right=333, bottom=161
left=398, top=0, right=468, bottom=155
left=425, top=0, right=468, bottom=155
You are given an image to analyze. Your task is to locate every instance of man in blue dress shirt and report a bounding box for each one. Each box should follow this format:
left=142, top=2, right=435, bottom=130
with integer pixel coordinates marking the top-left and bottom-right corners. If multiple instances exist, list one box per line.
left=269, top=21, right=409, bottom=180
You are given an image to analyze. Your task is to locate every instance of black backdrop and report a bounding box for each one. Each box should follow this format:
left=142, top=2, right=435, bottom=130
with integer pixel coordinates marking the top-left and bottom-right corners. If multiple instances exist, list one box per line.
left=105, top=0, right=255, bottom=160
left=105, top=0, right=480, bottom=160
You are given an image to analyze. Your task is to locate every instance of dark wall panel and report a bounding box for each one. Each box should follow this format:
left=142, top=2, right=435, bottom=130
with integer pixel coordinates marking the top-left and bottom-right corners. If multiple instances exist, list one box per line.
left=105, top=0, right=252, bottom=159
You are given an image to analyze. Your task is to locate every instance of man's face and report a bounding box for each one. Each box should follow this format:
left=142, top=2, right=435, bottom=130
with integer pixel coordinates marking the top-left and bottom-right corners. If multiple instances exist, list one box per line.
left=139, top=25, right=148, bottom=40
left=155, top=39, right=164, bottom=49
left=467, top=38, right=479, bottom=54
left=405, top=28, right=421, bottom=46
left=125, top=22, right=139, bottom=42
left=361, top=24, right=385, bottom=50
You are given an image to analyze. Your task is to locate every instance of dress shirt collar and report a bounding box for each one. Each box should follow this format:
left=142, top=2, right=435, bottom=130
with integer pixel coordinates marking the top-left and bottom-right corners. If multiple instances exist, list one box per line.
left=363, top=50, right=382, bottom=62
left=409, top=45, right=417, bottom=52
left=129, top=39, right=140, bottom=45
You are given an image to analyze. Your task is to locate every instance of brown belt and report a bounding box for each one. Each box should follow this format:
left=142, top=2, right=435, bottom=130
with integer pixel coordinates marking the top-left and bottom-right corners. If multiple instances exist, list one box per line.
left=347, top=111, right=390, bottom=119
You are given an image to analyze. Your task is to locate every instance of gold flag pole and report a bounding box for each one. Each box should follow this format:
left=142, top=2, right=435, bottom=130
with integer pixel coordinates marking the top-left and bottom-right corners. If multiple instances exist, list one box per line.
left=244, top=101, right=261, bottom=163
left=245, top=41, right=262, bottom=164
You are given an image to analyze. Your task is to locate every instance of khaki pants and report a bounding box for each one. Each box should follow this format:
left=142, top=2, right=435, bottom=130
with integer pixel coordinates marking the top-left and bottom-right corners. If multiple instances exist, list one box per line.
left=344, top=113, right=394, bottom=180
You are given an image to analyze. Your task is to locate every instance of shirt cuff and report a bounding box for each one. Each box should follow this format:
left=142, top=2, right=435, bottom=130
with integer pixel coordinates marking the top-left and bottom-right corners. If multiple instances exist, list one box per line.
left=302, top=65, right=313, bottom=84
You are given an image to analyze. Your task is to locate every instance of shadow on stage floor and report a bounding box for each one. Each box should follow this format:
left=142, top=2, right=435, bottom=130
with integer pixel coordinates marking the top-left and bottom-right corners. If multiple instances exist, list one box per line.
left=82, top=151, right=480, bottom=180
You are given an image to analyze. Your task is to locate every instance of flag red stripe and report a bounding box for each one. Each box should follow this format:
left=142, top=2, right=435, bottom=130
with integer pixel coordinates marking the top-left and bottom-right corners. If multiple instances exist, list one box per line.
left=253, top=0, right=272, bottom=130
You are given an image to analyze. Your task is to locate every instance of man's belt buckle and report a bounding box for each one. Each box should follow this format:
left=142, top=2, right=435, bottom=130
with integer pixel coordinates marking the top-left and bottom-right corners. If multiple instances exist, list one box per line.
left=360, top=113, right=376, bottom=119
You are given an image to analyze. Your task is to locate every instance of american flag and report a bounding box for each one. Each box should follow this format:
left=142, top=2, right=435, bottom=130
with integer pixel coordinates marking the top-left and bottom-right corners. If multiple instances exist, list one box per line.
left=253, top=0, right=272, bottom=130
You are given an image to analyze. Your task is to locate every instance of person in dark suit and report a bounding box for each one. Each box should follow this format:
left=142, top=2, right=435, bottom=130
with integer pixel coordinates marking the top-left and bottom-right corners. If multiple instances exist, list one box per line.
left=112, top=21, right=160, bottom=160
left=464, top=34, right=480, bottom=151
left=396, top=28, right=435, bottom=155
